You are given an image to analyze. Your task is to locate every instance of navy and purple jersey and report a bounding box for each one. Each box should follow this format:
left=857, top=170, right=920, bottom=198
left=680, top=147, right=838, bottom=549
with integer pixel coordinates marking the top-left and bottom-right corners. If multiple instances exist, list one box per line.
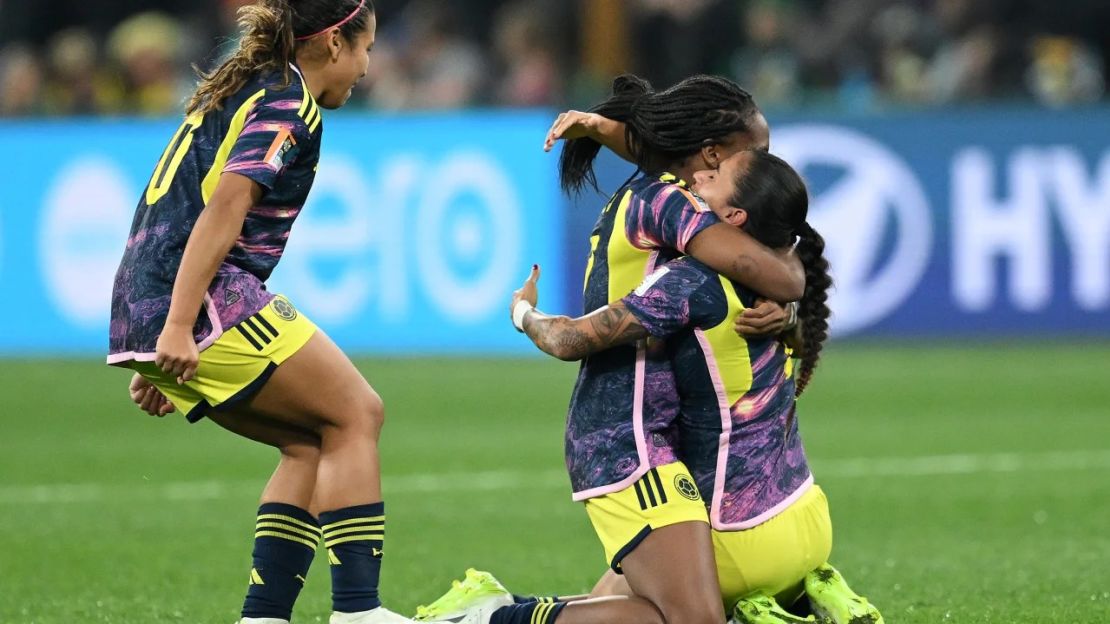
left=567, top=173, right=721, bottom=500
left=108, top=65, right=322, bottom=364
left=622, top=256, right=812, bottom=529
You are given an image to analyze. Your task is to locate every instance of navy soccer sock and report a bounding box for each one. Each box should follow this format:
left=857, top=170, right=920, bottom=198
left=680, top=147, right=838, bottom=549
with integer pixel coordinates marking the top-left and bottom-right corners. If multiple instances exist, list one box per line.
left=491, top=601, right=567, bottom=624
left=511, top=595, right=562, bottom=605
left=241, top=502, right=320, bottom=620
left=320, top=502, right=385, bottom=613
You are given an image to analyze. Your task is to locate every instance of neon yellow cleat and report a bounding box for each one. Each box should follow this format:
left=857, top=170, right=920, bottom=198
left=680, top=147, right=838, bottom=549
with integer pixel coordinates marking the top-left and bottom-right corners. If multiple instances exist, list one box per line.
left=413, top=569, right=513, bottom=623
left=731, top=593, right=822, bottom=624
left=804, top=564, right=884, bottom=624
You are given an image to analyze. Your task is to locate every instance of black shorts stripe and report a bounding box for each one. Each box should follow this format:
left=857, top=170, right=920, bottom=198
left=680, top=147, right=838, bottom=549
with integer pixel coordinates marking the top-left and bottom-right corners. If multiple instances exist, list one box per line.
left=642, top=475, right=658, bottom=507
left=650, top=468, right=668, bottom=505
left=242, top=317, right=272, bottom=344
left=253, top=313, right=279, bottom=338
left=236, top=325, right=264, bottom=350
left=633, top=481, right=648, bottom=511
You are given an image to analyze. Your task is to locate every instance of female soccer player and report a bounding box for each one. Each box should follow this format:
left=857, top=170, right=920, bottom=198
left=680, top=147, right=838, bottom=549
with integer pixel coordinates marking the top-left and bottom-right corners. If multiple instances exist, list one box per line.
left=108, top=2, right=408, bottom=624
left=413, top=77, right=805, bottom=624
left=415, top=151, right=881, bottom=624
left=512, top=150, right=881, bottom=624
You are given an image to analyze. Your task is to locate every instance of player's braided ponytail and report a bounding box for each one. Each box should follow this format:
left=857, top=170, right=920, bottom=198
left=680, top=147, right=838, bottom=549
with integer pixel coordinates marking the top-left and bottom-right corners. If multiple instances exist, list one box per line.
left=187, top=0, right=373, bottom=115
left=793, top=222, right=831, bottom=397
left=559, top=73, right=762, bottom=195
left=559, top=74, right=653, bottom=194
left=726, top=151, right=831, bottom=396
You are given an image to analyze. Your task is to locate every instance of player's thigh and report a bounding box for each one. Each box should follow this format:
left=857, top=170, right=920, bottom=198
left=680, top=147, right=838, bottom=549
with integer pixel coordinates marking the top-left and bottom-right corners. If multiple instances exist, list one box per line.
left=242, top=329, right=382, bottom=434
left=207, top=405, right=322, bottom=453
left=620, top=521, right=724, bottom=624
left=590, top=569, right=634, bottom=598
left=583, top=463, right=723, bottom=624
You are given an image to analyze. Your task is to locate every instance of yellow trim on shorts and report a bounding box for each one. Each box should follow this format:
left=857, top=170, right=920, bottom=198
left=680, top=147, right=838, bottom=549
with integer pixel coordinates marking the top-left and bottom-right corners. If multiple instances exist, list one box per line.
left=131, top=295, right=317, bottom=422
left=583, top=461, right=709, bottom=571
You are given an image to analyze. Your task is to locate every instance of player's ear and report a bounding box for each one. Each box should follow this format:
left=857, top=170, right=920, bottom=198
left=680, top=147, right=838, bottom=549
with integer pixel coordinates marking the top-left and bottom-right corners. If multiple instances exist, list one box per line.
left=326, top=28, right=343, bottom=61
left=722, top=206, right=747, bottom=227
left=700, top=142, right=721, bottom=169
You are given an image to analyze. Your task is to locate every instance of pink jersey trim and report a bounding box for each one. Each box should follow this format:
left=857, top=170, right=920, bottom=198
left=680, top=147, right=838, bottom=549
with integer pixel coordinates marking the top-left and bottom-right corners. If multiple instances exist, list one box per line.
left=106, top=351, right=157, bottom=365
left=572, top=251, right=661, bottom=502
left=572, top=345, right=650, bottom=502
left=195, top=293, right=225, bottom=352
left=693, top=329, right=735, bottom=528
left=106, top=294, right=226, bottom=365
left=714, top=475, right=814, bottom=531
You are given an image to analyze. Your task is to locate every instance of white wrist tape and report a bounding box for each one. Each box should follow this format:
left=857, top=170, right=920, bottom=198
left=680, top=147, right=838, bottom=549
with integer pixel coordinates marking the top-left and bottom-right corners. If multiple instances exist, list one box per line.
left=512, top=300, right=534, bottom=332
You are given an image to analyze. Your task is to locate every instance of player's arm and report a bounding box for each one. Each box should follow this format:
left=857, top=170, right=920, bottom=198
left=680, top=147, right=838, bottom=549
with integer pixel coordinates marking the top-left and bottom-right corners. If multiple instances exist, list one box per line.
left=510, top=266, right=647, bottom=361
left=156, top=173, right=261, bottom=383
left=686, top=225, right=805, bottom=302
left=544, top=110, right=631, bottom=161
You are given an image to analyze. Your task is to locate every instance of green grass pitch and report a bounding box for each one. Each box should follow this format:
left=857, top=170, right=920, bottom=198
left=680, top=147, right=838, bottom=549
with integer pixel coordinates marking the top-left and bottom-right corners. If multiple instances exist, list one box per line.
left=1, top=343, right=1108, bottom=623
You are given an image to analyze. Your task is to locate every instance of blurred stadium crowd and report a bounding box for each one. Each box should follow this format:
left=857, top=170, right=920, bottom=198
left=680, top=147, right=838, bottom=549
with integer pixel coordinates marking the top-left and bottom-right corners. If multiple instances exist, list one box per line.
left=1, top=0, right=1107, bottom=117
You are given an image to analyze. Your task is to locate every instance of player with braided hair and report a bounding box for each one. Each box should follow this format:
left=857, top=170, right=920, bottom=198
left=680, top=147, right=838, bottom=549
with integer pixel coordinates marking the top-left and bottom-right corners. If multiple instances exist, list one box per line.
left=415, top=152, right=881, bottom=624
left=506, top=150, right=879, bottom=624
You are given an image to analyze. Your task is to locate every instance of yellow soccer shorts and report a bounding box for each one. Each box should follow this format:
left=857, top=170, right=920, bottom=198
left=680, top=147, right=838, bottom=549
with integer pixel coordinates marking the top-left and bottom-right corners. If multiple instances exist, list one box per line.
left=713, top=484, right=833, bottom=608
left=131, top=295, right=318, bottom=423
left=583, top=461, right=710, bottom=571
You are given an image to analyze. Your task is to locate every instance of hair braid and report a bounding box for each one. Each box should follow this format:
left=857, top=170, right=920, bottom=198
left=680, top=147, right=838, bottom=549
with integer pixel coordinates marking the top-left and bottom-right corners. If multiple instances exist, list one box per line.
left=558, top=73, right=759, bottom=195
left=793, top=222, right=832, bottom=396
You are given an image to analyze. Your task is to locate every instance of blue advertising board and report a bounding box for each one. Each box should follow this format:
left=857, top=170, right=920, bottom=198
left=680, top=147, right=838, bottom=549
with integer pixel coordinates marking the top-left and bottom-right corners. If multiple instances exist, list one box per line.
left=565, top=108, right=1110, bottom=337
left=1, top=107, right=1107, bottom=355
left=0, top=112, right=564, bottom=355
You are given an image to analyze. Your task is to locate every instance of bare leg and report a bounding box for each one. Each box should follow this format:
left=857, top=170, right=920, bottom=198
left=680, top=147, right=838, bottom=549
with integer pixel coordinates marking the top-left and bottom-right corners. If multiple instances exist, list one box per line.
left=555, top=595, right=665, bottom=624
left=620, top=521, right=725, bottom=624
left=207, top=409, right=321, bottom=511
left=590, top=570, right=633, bottom=598
left=237, top=330, right=384, bottom=510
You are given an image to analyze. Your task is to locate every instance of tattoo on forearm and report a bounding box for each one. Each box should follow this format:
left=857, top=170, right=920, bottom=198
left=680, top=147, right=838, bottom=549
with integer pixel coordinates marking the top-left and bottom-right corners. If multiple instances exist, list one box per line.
left=523, top=305, right=648, bottom=360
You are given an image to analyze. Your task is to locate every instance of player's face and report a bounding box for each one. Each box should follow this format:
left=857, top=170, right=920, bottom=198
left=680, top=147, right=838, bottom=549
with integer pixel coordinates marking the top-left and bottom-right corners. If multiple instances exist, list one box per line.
left=318, top=14, right=376, bottom=109
left=701, top=111, right=771, bottom=167
left=691, top=150, right=754, bottom=226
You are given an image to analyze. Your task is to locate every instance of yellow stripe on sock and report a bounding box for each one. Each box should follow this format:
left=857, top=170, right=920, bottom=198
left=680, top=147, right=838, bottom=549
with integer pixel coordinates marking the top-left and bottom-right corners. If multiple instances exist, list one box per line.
left=257, top=513, right=321, bottom=535
left=323, top=524, right=385, bottom=539
left=255, top=521, right=322, bottom=542
left=255, top=530, right=319, bottom=550
left=533, top=602, right=554, bottom=624
left=322, top=515, right=385, bottom=531
left=324, top=533, right=385, bottom=548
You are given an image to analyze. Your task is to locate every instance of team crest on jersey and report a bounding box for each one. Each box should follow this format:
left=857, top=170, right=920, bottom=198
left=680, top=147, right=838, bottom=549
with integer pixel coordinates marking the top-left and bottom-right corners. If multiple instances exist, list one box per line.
left=264, top=129, right=297, bottom=171
left=271, top=297, right=298, bottom=321
left=674, top=474, right=700, bottom=501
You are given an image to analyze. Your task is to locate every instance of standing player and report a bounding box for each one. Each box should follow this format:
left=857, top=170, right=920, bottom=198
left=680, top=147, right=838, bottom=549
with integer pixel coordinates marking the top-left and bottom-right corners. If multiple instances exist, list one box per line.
left=109, top=2, right=409, bottom=624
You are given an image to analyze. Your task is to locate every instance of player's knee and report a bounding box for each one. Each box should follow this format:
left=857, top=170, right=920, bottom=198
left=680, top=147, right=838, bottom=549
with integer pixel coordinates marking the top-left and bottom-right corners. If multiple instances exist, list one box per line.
left=348, top=386, right=385, bottom=440
left=280, top=439, right=321, bottom=464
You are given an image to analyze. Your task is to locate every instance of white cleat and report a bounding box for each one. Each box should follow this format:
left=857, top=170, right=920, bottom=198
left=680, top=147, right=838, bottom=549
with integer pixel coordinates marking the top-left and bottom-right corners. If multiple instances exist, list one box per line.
left=238, top=619, right=289, bottom=624
left=332, top=606, right=420, bottom=624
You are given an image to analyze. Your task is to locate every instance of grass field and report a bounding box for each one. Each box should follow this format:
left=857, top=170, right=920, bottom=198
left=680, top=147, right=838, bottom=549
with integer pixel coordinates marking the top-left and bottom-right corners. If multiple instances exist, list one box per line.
left=1, top=343, right=1108, bottom=624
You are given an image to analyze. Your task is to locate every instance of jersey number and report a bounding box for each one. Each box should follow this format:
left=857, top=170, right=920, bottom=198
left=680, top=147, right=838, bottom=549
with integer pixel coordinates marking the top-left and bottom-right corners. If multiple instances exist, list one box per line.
left=145, top=113, right=204, bottom=205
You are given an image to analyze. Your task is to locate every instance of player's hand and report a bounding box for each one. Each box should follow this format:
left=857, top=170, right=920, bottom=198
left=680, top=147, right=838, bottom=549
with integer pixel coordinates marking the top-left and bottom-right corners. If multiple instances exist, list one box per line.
left=155, top=323, right=199, bottom=385
left=128, top=373, right=176, bottom=417
left=510, top=264, right=541, bottom=321
left=734, top=299, right=794, bottom=337
left=544, top=110, right=605, bottom=152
